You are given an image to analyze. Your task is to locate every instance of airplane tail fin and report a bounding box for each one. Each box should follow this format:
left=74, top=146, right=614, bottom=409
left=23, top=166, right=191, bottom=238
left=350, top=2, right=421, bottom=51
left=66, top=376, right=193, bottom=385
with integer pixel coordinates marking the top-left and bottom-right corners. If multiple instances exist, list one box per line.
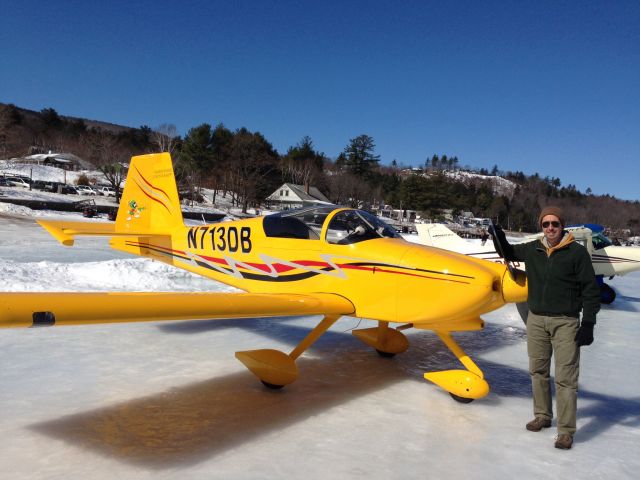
left=37, top=153, right=183, bottom=247
left=115, top=152, right=184, bottom=234
left=416, top=223, right=470, bottom=249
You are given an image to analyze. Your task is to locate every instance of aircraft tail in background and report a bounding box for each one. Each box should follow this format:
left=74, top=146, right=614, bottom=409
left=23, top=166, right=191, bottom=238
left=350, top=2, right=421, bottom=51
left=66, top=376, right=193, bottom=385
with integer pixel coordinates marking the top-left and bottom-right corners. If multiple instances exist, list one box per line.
left=416, top=223, right=472, bottom=250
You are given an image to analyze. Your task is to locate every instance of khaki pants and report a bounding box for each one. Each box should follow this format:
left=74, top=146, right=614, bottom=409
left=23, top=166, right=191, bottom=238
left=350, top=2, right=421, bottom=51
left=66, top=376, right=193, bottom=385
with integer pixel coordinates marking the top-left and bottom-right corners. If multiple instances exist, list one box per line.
left=527, top=312, right=580, bottom=435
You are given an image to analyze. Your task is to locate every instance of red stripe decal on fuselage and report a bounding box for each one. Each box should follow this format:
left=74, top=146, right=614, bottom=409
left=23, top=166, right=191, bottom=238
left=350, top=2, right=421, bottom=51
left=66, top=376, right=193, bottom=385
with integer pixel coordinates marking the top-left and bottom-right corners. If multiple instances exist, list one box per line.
left=127, top=241, right=473, bottom=284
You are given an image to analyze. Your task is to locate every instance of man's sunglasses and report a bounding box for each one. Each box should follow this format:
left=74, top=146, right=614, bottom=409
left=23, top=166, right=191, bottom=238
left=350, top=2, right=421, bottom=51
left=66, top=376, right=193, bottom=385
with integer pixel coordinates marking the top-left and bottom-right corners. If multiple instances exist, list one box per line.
left=542, top=221, right=561, bottom=228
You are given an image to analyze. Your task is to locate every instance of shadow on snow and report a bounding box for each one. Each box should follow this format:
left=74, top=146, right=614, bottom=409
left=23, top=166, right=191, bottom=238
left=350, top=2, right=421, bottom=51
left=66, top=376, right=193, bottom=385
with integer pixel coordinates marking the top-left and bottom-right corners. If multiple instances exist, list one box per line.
left=29, top=319, right=640, bottom=468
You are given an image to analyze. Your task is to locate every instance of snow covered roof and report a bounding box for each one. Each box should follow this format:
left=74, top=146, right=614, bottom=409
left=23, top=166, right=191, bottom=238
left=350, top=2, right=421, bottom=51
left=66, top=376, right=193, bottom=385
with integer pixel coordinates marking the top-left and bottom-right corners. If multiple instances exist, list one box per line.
left=288, top=183, right=330, bottom=203
left=267, top=183, right=330, bottom=203
left=22, top=153, right=94, bottom=169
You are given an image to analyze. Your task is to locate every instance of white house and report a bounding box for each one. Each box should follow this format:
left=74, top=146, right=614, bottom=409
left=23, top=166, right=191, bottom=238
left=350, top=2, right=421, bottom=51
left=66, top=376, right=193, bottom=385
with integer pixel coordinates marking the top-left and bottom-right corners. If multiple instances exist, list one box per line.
left=266, top=183, right=330, bottom=209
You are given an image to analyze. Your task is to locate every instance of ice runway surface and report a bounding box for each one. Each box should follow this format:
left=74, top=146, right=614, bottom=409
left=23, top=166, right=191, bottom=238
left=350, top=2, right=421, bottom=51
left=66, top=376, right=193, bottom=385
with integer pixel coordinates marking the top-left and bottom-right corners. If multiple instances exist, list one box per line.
left=1, top=214, right=639, bottom=479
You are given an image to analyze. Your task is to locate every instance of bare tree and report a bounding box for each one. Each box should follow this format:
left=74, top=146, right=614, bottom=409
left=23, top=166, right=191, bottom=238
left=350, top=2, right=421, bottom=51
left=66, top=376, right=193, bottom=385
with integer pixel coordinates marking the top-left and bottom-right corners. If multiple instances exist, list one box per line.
left=0, top=105, right=10, bottom=158
left=0, top=104, right=25, bottom=158
left=326, top=171, right=372, bottom=207
left=81, top=129, right=129, bottom=202
left=281, top=156, right=319, bottom=192
left=228, top=129, right=279, bottom=213
left=152, top=123, right=179, bottom=153
left=281, top=136, right=325, bottom=194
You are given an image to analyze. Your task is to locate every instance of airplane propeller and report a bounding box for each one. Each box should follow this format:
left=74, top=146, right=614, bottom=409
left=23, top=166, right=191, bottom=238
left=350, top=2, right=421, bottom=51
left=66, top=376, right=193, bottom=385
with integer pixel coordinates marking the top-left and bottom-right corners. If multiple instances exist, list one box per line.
left=488, top=220, right=519, bottom=281
left=488, top=220, right=529, bottom=325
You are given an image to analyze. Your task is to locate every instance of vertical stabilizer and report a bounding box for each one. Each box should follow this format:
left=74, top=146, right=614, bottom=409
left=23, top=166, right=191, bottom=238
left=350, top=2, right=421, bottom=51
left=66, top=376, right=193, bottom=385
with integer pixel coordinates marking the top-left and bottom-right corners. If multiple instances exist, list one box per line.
left=115, top=153, right=183, bottom=234
left=416, top=223, right=470, bottom=250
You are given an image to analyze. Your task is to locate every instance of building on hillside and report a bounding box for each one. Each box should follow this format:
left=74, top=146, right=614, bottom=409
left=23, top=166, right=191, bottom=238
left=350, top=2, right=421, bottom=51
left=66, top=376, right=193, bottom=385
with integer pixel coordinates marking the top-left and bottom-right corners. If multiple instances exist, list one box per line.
left=375, top=207, right=418, bottom=233
left=377, top=207, right=417, bottom=223
left=266, top=183, right=331, bottom=210
left=18, top=152, right=93, bottom=171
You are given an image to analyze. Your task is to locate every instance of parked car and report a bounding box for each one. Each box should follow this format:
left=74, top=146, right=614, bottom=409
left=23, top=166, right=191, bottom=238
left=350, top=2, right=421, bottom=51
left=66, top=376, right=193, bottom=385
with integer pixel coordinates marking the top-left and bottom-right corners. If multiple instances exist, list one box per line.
left=98, top=186, right=116, bottom=197
left=31, top=180, right=49, bottom=190
left=5, top=176, right=31, bottom=188
left=0, top=177, right=9, bottom=187
left=61, top=185, right=81, bottom=195
left=76, top=185, right=97, bottom=195
left=44, top=181, right=66, bottom=193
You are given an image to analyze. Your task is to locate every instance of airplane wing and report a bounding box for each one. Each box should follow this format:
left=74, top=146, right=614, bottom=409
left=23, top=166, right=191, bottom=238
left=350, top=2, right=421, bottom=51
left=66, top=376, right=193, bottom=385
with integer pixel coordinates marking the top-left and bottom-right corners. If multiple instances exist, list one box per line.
left=0, top=292, right=355, bottom=328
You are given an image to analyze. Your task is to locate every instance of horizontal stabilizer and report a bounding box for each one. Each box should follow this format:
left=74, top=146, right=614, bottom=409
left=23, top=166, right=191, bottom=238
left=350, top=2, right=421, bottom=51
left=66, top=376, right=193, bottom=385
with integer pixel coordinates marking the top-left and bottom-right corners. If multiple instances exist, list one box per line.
left=0, top=292, right=355, bottom=328
left=37, top=220, right=163, bottom=246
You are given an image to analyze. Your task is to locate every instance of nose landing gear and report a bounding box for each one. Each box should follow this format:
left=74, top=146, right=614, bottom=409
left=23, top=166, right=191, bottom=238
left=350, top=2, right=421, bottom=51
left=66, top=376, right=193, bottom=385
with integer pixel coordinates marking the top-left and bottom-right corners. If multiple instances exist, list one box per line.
left=423, top=330, right=489, bottom=403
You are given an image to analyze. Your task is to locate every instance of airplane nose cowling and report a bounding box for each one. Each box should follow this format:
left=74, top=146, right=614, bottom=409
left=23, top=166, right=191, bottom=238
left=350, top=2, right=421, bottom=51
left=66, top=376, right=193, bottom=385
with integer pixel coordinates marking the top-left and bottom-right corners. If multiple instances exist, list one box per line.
left=397, top=245, right=502, bottom=325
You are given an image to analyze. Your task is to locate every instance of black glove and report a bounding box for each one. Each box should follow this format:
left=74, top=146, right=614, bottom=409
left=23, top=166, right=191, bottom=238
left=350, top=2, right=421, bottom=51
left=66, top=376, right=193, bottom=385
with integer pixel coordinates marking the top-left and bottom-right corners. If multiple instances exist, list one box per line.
left=488, top=224, right=508, bottom=259
left=575, top=323, right=594, bottom=346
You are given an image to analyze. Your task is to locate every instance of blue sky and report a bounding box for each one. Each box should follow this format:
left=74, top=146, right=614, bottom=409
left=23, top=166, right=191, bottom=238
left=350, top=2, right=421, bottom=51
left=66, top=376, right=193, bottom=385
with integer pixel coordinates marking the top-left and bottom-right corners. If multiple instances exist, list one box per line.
left=2, top=0, right=639, bottom=200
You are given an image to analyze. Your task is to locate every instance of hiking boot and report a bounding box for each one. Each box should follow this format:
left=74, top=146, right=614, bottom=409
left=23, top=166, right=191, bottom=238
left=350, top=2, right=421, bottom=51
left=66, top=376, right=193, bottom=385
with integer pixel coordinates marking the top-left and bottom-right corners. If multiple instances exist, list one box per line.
left=526, top=417, right=552, bottom=431
left=554, top=434, right=573, bottom=450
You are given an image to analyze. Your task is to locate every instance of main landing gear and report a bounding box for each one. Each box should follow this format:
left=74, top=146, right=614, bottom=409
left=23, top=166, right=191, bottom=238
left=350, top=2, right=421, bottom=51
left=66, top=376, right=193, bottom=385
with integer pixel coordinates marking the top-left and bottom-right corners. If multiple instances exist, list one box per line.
left=235, top=316, right=489, bottom=404
left=600, top=283, right=616, bottom=305
left=596, top=275, right=617, bottom=305
left=235, top=317, right=410, bottom=389
left=235, top=314, right=341, bottom=389
left=351, top=321, right=410, bottom=357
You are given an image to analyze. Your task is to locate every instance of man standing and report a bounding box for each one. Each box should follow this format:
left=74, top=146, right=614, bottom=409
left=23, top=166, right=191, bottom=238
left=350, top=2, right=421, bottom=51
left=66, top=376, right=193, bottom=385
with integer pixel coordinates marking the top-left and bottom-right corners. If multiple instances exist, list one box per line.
left=490, top=206, right=600, bottom=450
left=480, top=230, right=489, bottom=246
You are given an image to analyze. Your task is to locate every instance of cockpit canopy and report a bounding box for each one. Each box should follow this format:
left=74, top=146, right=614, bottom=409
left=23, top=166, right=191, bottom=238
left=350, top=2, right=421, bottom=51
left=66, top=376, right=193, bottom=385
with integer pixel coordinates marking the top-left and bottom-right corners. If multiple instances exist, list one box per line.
left=591, top=231, right=613, bottom=250
left=263, top=206, right=400, bottom=244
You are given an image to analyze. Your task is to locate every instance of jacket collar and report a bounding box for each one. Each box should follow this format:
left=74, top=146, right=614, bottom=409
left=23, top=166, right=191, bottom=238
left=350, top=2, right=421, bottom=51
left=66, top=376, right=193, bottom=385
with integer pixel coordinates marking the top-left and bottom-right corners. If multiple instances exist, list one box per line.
left=540, top=231, right=575, bottom=256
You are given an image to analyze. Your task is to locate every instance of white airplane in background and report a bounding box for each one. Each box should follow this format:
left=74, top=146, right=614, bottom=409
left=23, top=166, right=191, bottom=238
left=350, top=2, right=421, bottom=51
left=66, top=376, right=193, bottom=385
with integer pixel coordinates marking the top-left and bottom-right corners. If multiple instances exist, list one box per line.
left=416, top=223, right=640, bottom=305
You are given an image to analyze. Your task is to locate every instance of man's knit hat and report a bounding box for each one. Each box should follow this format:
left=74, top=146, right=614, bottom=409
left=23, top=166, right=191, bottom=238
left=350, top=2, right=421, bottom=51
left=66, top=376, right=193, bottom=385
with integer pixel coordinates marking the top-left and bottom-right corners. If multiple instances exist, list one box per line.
left=538, top=206, right=565, bottom=227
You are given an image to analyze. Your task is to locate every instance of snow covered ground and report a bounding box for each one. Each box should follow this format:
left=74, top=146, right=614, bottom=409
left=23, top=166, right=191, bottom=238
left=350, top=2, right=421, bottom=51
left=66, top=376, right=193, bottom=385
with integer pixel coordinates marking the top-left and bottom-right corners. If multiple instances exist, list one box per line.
left=1, top=209, right=639, bottom=480
left=1, top=160, right=92, bottom=186
left=0, top=160, right=236, bottom=217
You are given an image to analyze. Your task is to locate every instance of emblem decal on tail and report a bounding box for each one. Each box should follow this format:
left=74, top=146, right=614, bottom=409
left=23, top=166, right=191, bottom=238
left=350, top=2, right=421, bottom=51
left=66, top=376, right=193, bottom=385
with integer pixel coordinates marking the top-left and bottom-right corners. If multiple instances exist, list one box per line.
left=126, top=200, right=145, bottom=221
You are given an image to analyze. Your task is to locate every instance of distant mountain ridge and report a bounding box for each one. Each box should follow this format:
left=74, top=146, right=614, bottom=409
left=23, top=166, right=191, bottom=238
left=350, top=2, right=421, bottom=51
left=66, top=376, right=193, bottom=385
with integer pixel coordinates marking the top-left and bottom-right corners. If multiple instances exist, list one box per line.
left=445, top=170, right=517, bottom=199
left=2, top=103, right=136, bottom=135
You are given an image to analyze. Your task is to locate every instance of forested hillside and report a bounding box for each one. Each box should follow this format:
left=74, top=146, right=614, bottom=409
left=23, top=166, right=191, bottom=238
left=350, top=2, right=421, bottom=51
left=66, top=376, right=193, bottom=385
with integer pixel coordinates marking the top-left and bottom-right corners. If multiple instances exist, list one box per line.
left=1, top=102, right=638, bottom=233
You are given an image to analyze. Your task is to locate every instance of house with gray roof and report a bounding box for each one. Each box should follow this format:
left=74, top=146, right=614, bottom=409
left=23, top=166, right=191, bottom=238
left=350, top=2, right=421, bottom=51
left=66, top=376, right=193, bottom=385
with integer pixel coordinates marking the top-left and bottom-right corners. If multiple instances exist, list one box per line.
left=21, top=152, right=94, bottom=170
left=266, top=183, right=330, bottom=209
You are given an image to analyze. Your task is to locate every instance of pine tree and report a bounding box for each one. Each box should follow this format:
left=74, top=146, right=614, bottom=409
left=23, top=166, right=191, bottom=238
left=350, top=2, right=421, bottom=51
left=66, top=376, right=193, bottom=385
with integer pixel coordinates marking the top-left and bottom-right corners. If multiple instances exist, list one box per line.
left=342, top=134, right=380, bottom=177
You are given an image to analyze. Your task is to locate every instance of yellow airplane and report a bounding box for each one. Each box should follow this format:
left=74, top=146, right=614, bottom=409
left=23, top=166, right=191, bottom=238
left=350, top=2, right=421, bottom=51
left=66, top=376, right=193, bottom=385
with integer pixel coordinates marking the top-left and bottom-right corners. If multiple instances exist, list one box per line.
left=0, top=153, right=527, bottom=403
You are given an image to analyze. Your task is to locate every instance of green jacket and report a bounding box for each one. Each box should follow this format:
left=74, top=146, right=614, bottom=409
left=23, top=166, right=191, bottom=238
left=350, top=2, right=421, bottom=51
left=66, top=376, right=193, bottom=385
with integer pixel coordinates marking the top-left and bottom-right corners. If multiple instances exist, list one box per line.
left=504, top=234, right=600, bottom=324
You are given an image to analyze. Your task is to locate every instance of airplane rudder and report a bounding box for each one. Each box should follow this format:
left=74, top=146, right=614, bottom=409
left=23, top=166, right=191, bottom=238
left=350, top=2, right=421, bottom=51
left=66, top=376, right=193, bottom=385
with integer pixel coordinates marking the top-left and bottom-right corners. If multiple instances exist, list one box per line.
left=115, top=153, right=183, bottom=233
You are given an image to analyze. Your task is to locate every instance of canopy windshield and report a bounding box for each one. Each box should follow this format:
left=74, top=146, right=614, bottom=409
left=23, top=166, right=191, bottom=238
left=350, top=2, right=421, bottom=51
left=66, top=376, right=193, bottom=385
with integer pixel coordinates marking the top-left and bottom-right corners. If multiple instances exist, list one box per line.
left=592, top=231, right=613, bottom=249
left=263, top=206, right=400, bottom=244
